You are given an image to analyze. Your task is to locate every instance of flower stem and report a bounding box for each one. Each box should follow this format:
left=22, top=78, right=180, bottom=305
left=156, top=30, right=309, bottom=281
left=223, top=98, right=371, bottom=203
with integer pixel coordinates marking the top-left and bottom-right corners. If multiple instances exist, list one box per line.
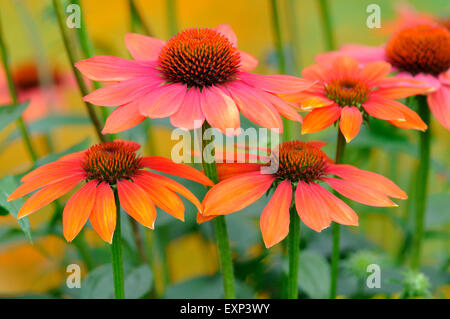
left=52, top=0, right=106, bottom=143
left=0, top=13, right=38, bottom=162
left=287, top=204, right=300, bottom=299
left=111, top=188, right=125, bottom=299
left=317, top=0, right=336, bottom=51
left=330, top=130, right=346, bottom=299
left=201, top=122, right=236, bottom=299
left=411, top=95, right=431, bottom=270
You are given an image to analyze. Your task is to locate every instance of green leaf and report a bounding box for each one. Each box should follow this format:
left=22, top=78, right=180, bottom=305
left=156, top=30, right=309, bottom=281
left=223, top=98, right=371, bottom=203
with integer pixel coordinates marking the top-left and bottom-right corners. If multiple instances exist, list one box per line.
left=0, top=175, right=32, bottom=241
left=298, top=250, right=330, bottom=298
left=80, top=264, right=153, bottom=299
left=0, top=102, right=29, bottom=132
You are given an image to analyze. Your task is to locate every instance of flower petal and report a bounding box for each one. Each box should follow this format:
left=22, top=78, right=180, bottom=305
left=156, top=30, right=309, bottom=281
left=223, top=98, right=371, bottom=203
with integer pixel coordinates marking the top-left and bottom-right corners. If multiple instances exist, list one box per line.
left=89, top=182, right=116, bottom=244
left=339, top=106, right=362, bottom=142
left=216, top=163, right=262, bottom=181
left=203, top=172, right=275, bottom=216
left=17, top=175, right=83, bottom=218
left=323, top=177, right=397, bottom=207
left=214, top=24, right=237, bottom=46
left=316, top=44, right=387, bottom=65
left=301, top=105, right=341, bottom=134
left=259, top=90, right=303, bottom=123
left=428, top=86, right=450, bottom=131
left=125, top=33, right=166, bottom=61
left=239, top=72, right=315, bottom=94
left=140, top=156, right=214, bottom=186
left=326, top=164, right=407, bottom=199
left=63, top=180, right=97, bottom=242
left=102, top=100, right=146, bottom=134
left=362, top=96, right=406, bottom=121
left=386, top=99, right=428, bottom=131
left=360, top=61, right=391, bottom=85
left=201, top=86, right=240, bottom=135
left=139, top=83, right=187, bottom=118
left=117, top=179, right=156, bottom=229
left=239, top=51, right=258, bottom=71
left=20, top=158, right=84, bottom=182
left=260, top=180, right=292, bottom=248
left=170, top=87, right=205, bottom=130
left=75, top=56, right=154, bottom=81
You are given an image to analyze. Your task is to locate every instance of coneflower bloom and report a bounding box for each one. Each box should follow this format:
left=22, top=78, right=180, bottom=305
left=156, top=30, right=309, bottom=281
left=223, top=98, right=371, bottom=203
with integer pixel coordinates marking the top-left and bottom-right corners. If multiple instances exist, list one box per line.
left=75, top=25, right=314, bottom=135
left=0, top=63, right=71, bottom=122
left=201, top=141, right=407, bottom=248
left=7, top=140, right=212, bottom=243
left=286, top=56, right=430, bottom=142
left=316, top=23, right=450, bottom=131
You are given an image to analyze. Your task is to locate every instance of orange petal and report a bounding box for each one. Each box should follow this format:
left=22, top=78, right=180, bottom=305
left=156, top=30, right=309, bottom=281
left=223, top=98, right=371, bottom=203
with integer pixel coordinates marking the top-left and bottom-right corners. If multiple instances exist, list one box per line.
left=362, top=96, right=406, bottom=121
left=102, top=101, right=146, bottom=134
left=133, top=174, right=185, bottom=221
left=339, top=106, right=362, bottom=143
left=332, top=56, right=359, bottom=78
left=375, top=86, right=430, bottom=99
left=386, top=98, right=427, bottom=131
left=294, top=181, right=332, bottom=232
left=17, top=176, right=83, bottom=219
left=323, top=177, right=397, bottom=207
left=301, top=106, right=341, bottom=134
left=203, top=172, right=275, bottom=216
left=326, top=164, right=407, bottom=199
left=89, top=182, right=116, bottom=244
left=63, top=180, right=97, bottom=242
left=196, top=211, right=217, bottom=224
left=360, top=61, right=391, bottom=85
left=260, top=180, right=292, bottom=248
left=216, top=163, right=262, bottom=181
left=20, top=158, right=83, bottom=182
left=140, top=156, right=214, bottom=186
left=117, top=179, right=157, bottom=229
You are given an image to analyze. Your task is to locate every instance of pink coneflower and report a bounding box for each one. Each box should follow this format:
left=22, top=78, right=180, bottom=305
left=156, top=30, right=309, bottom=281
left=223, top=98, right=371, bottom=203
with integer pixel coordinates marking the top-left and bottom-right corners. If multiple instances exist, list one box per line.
left=75, top=25, right=314, bottom=135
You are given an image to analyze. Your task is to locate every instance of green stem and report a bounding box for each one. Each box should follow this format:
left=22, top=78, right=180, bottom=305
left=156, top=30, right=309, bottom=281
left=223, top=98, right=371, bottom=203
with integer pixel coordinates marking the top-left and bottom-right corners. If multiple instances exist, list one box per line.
left=111, top=188, right=125, bottom=299
left=0, top=13, right=38, bottom=162
left=317, top=0, right=336, bottom=51
left=201, top=122, right=236, bottom=299
left=330, top=130, right=346, bottom=299
left=287, top=205, right=300, bottom=299
left=411, top=96, right=431, bottom=270
left=166, top=0, right=178, bottom=36
left=52, top=0, right=106, bottom=143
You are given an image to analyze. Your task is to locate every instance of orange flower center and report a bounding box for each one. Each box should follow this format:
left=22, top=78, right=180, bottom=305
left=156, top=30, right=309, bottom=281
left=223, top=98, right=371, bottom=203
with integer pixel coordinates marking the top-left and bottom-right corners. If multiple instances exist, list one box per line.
left=158, top=28, right=241, bottom=88
left=274, top=141, right=330, bottom=183
left=325, top=78, right=369, bottom=107
left=386, top=25, right=450, bottom=75
left=82, top=141, right=141, bottom=184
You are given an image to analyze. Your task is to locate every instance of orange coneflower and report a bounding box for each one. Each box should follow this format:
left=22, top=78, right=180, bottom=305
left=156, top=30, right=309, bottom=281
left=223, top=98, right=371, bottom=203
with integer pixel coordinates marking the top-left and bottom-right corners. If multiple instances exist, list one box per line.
left=286, top=56, right=431, bottom=142
left=8, top=140, right=212, bottom=243
left=75, top=25, right=314, bottom=135
left=200, top=141, right=407, bottom=248
left=316, top=23, right=450, bottom=131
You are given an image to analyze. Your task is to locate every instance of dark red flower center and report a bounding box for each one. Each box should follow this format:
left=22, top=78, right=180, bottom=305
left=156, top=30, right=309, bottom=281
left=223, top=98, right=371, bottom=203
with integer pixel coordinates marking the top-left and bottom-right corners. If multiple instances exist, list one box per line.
left=386, top=25, right=450, bottom=76
left=274, top=141, right=330, bottom=183
left=325, top=78, right=369, bottom=107
left=158, top=28, right=241, bottom=88
left=12, top=64, right=61, bottom=92
left=82, top=141, right=142, bottom=184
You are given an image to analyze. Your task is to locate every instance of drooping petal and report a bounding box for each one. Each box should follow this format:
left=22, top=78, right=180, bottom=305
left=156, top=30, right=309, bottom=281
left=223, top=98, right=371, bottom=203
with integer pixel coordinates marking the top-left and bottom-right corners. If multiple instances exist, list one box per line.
left=239, top=51, right=258, bottom=71
left=214, top=24, right=238, bottom=46
left=200, top=85, right=240, bottom=135
left=139, top=83, right=187, bottom=118
left=216, top=163, right=262, bottom=181
left=140, top=156, right=214, bottom=186
left=17, top=175, right=83, bottom=218
left=133, top=174, right=185, bottom=221
left=362, top=96, right=406, bottom=121
left=260, top=180, right=292, bottom=248
left=20, top=158, right=84, bottom=182
left=170, top=86, right=205, bottom=130
left=323, top=177, right=397, bottom=207
left=339, top=106, right=362, bottom=143
left=203, top=172, right=275, bottom=216
left=102, top=100, right=146, bottom=134
left=428, top=86, right=450, bottom=131
left=63, top=180, right=97, bottom=242
left=295, top=181, right=332, bottom=232
left=301, top=105, right=341, bottom=134
left=89, top=182, right=116, bottom=244
left=259, top=90, right=303, bottom=123
left=239, top=72, right=315, bottom=94
left=83, top=78, right=159, bottom=106
left=326, top=164, right=408, bottom=199
left=125, top=33, right=166, bottom=61
left=117, top=179, right=156, bottom=229
left=386, top=98, right=428, bottom=131
left=75, top=56, right=155, bottom=82
left=228, top=82, right=283, bottom=132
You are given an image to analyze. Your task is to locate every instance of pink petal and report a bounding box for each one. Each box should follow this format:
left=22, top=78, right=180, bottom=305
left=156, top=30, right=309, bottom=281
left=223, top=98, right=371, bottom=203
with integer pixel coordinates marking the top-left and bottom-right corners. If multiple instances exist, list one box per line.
left=428, top=86, right=450, bottom=131
left=139, top=83, right=187, bottom=118
left=260, top=90, right=303, bottom=123
left=170, top=87, right=205, bottom=130
left=315, top=44, right=387, bottom=65
left=201, top=85, right=240, bottom=135
left=239, top=72, right=315, bottom=94
left=102, top=100, right=146, bottom=134
left=125, top=33, right=166, bottom=61
left=213, top=24, right=237, bottom=46
left=239, top=50, right=258, bottom=71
